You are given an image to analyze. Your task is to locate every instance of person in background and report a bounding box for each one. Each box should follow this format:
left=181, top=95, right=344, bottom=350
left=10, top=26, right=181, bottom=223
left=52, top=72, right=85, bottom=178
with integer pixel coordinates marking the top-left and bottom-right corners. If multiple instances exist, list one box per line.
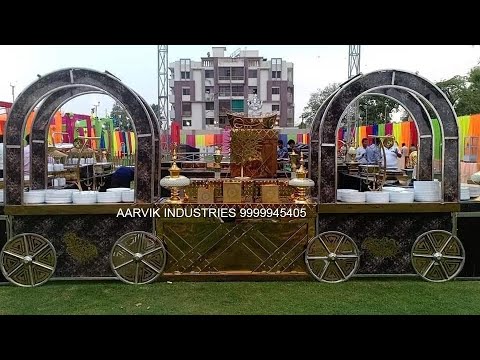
left=24, top=134, right=31, bottom=177
left=365, top=138, right=382, bottom=164
left=400, top=142, right=409, bottom=169
left=0, top=135, right=3, bottom=178
left=355, top=138, right=369, bottom=164
left=409, top=145, right=418, bottom=179
left=277, top=140, right=288, bottom=159
left=111, top=166, right=134, bottom=188
left=287, top=139, right=298, bottom=154
left=382, top=140, right=402, bottom=169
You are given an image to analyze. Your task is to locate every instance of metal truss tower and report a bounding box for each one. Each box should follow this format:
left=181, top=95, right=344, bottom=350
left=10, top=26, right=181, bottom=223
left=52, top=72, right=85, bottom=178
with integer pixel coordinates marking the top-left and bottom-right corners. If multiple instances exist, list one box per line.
left=158, top=45, right=170, bottom=158
left=345, top=45, right=361, bottom=147
left=348, top=45, right=361, bottom=79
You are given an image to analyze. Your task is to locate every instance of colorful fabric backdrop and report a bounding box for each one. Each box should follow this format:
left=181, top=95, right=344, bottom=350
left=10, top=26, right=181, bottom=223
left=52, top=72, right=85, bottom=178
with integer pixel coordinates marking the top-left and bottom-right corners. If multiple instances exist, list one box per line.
left=342, top=115, right=480, bottom=162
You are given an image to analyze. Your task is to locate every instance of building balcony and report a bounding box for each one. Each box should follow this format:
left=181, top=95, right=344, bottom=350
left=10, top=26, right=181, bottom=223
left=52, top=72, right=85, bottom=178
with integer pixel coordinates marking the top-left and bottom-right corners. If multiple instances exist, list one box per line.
left=169, top=78, right=175, bottom=88
left=287, top=93, right=293, bottom=104
left=202, top=59, right=214, bottom=68
left=205, top=78, right=214, bottom=87
left=205, top=93, right=214, bottom=101
left=169, top=94, right=175, bottom=103
left=205, top=109, right=215, bottom=118
left=170, top=109, right=175, bottom=119
left=182, top=95, right=191, bottom=102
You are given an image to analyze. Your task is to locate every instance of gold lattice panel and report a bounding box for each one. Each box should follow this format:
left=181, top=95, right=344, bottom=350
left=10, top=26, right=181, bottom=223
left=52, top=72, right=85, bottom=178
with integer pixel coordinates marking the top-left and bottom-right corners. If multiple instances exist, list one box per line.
left=157, top=217, right=315, bottom=274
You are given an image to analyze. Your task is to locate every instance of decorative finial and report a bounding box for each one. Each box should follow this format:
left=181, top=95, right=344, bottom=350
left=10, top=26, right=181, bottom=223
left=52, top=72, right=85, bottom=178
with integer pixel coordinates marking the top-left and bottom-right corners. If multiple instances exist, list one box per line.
left=169, top=142, right=181, bottom=178
left=296, top=152, right=307, bottom=179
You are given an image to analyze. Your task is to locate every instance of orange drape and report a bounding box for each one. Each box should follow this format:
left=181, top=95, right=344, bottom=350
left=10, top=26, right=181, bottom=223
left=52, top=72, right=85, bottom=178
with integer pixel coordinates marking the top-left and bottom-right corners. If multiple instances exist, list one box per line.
left=469, top=114, right=480, bottom=163
left=401, top=121, right=411, bottom=149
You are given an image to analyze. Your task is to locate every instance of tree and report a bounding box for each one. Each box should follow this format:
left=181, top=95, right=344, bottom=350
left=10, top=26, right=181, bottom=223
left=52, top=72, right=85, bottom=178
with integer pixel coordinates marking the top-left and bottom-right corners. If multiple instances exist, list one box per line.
left=302, top=83, right=401, bottom=127
left=150, top=104, right=160, bottom=117
left=436, top=66, right=480, bottom=116
left=110, top=102, right=131, bottom=130
left=301, top=83, right=340, bottom=126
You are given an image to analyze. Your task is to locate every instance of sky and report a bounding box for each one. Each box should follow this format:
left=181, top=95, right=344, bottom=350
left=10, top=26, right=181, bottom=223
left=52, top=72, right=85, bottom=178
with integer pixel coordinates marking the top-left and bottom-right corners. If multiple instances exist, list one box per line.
left=0, top=45, right=479, bottom=124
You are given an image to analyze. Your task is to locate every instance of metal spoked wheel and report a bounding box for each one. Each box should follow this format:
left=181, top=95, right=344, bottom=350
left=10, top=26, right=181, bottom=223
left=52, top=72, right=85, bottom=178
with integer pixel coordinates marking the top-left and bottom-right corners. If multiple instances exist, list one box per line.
left=110, top=231, right=167, bottom=285
left=305, top=231, right=360, bottom=283
left=0, top=233, right=56, bottom=287
left=411, top=230, right=465, bottom=282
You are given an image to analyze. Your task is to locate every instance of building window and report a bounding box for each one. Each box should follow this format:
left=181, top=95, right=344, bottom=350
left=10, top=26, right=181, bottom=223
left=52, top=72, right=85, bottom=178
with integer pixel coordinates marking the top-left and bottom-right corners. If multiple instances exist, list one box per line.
left=219, top=100, right=231, bottom=114
left=248, top=69, right=257, bottom=78
left=205, top=70, right=214, bottom=78
left=287, top=68, right=293, bottom=82
left=231, top=85, right=244, bottom=97
left=218, top=67, right=231, bottom=80
left=206, top=118, right=215, bottom=125
left=182, top=120, right=191, bottom=127
left=249, top=87, right=257, bottom=94
left=272, top=87, right=280, bottom=95
left=206, top=102, right=214, bottom=110
left=272, top=71, right=281, bottom=79
left=231, top=67, right=244, bottom=81
left=182, top=102, right=192, bottom=116
left=231, top=99, right=244, bottom=112
left=219, top=85, right=231, bottom=97
left=181, top=71, right=190, bottom=80
left=272, top=105, right=280, bottom=112
left=182, top=87, right=190, bottom=95
left=219, top=116, right=228, bottom=126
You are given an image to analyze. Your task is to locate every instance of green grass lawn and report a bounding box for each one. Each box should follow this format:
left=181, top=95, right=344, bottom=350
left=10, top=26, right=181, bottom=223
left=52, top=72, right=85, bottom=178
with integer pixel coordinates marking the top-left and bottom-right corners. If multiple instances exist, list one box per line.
left=1, top=278, right=479, bottom=315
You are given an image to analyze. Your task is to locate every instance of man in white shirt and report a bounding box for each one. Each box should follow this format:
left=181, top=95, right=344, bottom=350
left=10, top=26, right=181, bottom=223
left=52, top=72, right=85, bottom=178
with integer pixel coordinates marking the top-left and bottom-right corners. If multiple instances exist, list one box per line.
left=382, top=141, right=402, bottom=169
left=24, top=134, right=30, bottom=177
left=355, top=138, right=369, bottom=164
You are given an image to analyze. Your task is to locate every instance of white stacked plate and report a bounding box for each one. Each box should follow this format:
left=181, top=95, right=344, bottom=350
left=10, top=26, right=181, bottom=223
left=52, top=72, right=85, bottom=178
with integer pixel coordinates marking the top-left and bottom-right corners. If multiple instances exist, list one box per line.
left=45, top=189, right=78, bottom=204
left=342, top=191, right=366, bottom=203
left=97, top=191, right=122, bottom=203
left=389, top=191, right=415, bottom=203
left=467, top=184, right=480, bottom=198
left=337, top=189, right=358, bottom=202
left=121, top=190, right=135, bottom=202
left=414, top=181, right=441, bottom=202
left=460, top=185, right=470, bottom=201
left=366, top=191, right=390, bottom=203
left=107, top=187, right=131, bottom=193
left=73, top=191, right=98, bottom=205
left=24, top=190, right=46, bottom=204
left=383, top=186, right=414, bottom=193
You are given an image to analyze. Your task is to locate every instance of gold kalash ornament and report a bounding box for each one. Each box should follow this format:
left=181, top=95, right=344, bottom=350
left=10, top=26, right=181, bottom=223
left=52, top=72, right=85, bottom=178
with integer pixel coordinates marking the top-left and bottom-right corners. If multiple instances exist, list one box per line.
left=288, top=152, right=315, bottom=204
left=160, top=143, right=191, bottom=203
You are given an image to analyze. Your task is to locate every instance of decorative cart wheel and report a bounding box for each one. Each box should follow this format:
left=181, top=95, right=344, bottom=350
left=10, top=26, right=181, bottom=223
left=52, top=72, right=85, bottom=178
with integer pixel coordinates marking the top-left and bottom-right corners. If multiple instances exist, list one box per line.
left=110, top=231, right=167, bottom=285
left=411, top=230, right=465, bottom=282
left=0, top=233, right=57, bottom=287
left=305, top=231, right=360, bottom=283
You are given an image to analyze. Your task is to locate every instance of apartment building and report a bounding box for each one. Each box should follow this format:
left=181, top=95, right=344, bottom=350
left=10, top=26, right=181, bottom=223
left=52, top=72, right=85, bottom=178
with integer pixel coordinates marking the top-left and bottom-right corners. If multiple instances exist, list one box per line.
left=169, top=46, right=294, bottom=130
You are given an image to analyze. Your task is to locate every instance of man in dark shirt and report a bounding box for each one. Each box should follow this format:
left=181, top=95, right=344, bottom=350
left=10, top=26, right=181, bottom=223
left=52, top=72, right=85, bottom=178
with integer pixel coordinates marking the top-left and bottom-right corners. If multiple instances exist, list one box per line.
left=111, top=166, right=134, bottom=188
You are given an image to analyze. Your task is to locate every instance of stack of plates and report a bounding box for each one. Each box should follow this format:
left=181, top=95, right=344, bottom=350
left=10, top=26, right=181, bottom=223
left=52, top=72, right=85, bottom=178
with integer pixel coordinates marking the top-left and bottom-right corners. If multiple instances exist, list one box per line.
left=45, top=189, right=78, bottom=204
left=467, top=184, right=480, bottom=198
left=366, top=191, right=390, bottom=203
left=23, top=190, right=46, bottom=204
left=414, top=181, right=441, bottom=202
left=460, top=185, right=470, bottom=201
left=107, top=187, right=131, bottom=193
left=337, top=189, right=358, bottom=202
left=383, top=186, right=414, bottom=193
left=342, top=191, right=366, bottom=203
left=72, top=191, right=98, bottom=205
left=121, top=190, right=135, bottom=202
left=97, top=192, right=122, bottom=203
left=389, top=191, right=415, bottom=203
